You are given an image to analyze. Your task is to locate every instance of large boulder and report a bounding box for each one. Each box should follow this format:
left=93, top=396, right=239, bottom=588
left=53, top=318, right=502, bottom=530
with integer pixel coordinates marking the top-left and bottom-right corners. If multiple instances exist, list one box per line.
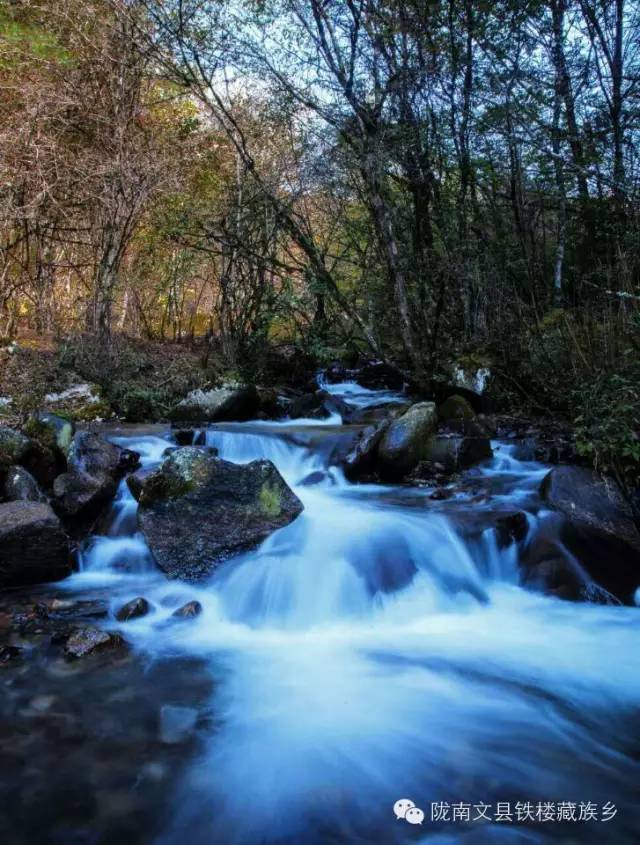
left=170, top=385, right=259, bottom=423
left=137, top=447, right=303, bottom=581
left=541, top=466, right=640, bottom=603
left=343, top=418, right=392, bottom=480
left=0, top=501, right=71, bottom=587
left=378, top=402, right=438, bottom=479
left=53, top=431, right=134, bottom=519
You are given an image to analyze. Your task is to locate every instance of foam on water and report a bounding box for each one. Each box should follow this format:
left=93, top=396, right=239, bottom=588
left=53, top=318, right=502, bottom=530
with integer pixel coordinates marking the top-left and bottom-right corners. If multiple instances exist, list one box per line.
left=60, top=386, right=640, bottom=844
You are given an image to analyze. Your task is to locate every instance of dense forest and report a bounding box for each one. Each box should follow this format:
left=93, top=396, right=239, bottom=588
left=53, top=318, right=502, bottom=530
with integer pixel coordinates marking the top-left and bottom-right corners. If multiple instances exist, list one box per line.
left=1, top=0, right=639, bottom=482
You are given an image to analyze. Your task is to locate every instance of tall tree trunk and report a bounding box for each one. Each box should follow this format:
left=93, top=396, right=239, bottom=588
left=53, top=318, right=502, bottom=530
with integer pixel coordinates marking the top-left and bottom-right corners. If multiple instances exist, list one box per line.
left=360, top=141, right=417, bottom=367
left=551, top=0, right=568, bottom=306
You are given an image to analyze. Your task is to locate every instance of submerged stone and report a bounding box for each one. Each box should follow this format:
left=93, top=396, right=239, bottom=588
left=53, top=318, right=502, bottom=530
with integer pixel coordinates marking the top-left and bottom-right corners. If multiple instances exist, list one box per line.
left=159, top=704, right=198, bottom=744
left=115, top=597, right=150, bottom=622
left=64, top=626, right=126, bottom=659
left=172, top=600, right=202, bottom=619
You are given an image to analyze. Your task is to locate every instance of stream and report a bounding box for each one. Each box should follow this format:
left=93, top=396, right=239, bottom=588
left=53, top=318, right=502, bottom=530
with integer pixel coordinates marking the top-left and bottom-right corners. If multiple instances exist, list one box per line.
left=2, top=381, right=640, bottom=844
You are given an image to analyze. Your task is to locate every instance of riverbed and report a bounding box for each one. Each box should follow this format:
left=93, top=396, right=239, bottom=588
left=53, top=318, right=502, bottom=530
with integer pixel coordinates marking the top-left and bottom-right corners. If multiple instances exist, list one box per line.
left=1, top=382, right=639, bottom=844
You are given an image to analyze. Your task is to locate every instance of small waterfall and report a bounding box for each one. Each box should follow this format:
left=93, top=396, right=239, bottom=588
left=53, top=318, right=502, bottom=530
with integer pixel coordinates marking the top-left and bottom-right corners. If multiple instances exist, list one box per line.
left=55, top=381, right=640, bottom=845
left=75, top=433, right=171, bottom=579
left=204, top=425, right=325, bottom=487
left=317, top=372, right=407, bottom=409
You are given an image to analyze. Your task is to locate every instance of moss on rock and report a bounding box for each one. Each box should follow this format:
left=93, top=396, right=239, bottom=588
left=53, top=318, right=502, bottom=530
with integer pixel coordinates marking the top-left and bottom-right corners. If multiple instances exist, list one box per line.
left=259, top=481, right=282, bottom=517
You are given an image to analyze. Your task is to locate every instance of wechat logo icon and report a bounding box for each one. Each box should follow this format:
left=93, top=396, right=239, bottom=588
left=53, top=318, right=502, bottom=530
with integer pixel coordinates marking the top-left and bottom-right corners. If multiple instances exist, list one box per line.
left=394, top=799, right=425, bottom=825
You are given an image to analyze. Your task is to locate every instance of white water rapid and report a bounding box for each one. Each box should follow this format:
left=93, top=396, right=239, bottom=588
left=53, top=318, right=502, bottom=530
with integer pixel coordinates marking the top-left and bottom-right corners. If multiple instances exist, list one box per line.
left=60, top=384, right=640, bottom=845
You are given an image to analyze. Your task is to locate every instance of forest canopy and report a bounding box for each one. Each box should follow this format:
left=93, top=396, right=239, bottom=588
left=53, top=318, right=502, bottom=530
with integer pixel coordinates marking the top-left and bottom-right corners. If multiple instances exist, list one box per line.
left=1, top=0, right=638, bottom=397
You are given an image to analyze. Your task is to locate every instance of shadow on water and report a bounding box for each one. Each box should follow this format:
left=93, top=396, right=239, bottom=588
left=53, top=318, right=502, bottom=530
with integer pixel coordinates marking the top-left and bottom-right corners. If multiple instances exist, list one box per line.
left=2, top=385, right=640, bottom=844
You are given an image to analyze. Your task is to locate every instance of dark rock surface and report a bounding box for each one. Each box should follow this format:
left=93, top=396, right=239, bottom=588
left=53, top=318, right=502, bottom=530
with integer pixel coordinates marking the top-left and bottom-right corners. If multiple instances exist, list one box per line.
left=115, top=597, right=150, bottom=622
left=0, top=501, right=70, bottom=587
left=541, top=466, right=640, bottom=603
left=137, top=447, right=304, bottom=580
left=172, top=600, right=202, bottom=619
left=53, top=431, right=134, bottom=519
left=378, top=402, right=438, bottom=479
left=64, top=626, right=127, bottom=659
left=343, top=418, right=392, bottom=480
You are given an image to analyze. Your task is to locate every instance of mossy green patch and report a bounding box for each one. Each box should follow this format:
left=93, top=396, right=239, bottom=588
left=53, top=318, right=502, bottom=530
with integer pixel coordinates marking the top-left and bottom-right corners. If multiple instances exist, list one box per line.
left=259, top=482, right=282, bottom=517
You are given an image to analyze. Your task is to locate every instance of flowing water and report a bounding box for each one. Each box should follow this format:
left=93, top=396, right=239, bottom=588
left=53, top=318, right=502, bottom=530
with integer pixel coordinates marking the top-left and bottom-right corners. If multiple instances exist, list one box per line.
left=10, top=383, right=640, bottom=844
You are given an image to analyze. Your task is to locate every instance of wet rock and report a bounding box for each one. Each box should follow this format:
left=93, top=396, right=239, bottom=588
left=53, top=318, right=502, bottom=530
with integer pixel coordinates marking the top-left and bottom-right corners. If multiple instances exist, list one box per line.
left=169, top=385, right=259, bottom=423
left=495, top=512, right=529, bottom=546
left=343, top=418, right=392, bottom=480
left=297, top=470, right=327, bottom=487
left=0, top=501, right=71, bottom=587
left=3, top=465, right=46, bottom=502
left=47, top=598, right=108, bottom=620
left=420, top=434, right=493, bottom=476
left=159, top=704, right=198, bottom=744
left=64, top=626, right=126, bottom=659
left=345, top=403, right=406, bottom=426
left=53, top=431, right=128, bottom=519
left=519, top=518, right=619, bottom=604
left=115, top=597, right=150, bottom=622
left=522, top=552, right=587, bottom=601
left=126, top=467, right=155, bottom=501
left=117, top=448, right=141, bottom=473
left=137, top=447, right=304, bottom=581
left=172, top=600, right=202, bottom=619
left=512, top=434, right=577, bottom=464
left=288, top=390, right=331, bottom=420
left=174, top=429, right=195, bottom=446
left=322, top=395, right=352, bottom=420
left=378, top=402, right=438, bottom=479
left=541, top=466, right=640, bottom=603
